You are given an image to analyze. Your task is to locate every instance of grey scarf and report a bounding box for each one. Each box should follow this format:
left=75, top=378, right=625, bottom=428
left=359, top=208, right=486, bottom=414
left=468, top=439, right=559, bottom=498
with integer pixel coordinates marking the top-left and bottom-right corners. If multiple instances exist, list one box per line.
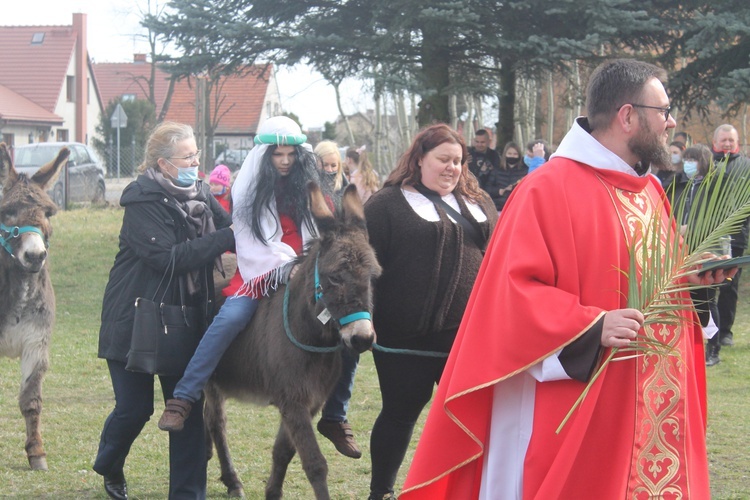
left=144, top=169, right=224, bottom=293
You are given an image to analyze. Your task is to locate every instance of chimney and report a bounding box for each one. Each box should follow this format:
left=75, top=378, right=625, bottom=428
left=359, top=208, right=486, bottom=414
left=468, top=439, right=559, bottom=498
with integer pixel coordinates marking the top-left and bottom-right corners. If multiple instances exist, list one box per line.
left=72, top=13, right=88, bottom=144
left=134, top=53, right=148, bottom=64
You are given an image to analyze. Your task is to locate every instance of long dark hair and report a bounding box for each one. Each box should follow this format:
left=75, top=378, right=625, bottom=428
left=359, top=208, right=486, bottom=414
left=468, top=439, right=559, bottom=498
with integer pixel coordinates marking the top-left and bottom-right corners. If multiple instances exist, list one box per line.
left=384, top=123, right=484, bottom=202
left=237, top=145, right=325, bottom=244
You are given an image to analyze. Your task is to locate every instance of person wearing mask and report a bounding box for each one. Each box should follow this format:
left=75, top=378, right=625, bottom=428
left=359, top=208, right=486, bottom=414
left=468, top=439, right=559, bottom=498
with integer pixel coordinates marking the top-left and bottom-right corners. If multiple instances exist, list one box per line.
left=157, top=116, right=323, bottom=437
left=679, top=145, right=724, bottom=366
left=315, top=140, right=349, bottom=199
left=365, top=123, right=497, bottom=500
left=711, top=124, right=750, bottom=347
left=94, top=122, right=235, bottom=499
left=311, top=143, right=364, bottom=459
left=656, top=140, right=686, bottom=187
left=467, top=128, right=500, bottom=188
left=483, top=142, right=528, bottom=212
left=208, top=164, right=232, bottom=212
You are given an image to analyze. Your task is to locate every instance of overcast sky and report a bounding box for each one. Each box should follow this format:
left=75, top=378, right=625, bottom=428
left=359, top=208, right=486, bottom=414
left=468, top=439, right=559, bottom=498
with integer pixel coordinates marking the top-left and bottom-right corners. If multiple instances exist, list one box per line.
left=3, top=0, right=366, bottom=129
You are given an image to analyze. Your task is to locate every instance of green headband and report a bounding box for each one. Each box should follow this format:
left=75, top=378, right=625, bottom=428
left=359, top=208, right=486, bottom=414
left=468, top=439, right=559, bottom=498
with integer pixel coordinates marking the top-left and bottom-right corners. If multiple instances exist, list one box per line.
left=254, top=133, right=307, bottom=146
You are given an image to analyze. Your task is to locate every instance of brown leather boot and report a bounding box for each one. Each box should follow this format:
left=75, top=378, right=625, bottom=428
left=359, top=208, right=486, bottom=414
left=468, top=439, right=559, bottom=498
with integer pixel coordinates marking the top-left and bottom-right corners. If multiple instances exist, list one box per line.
left=317, top=419, right=362, bottom=459
left=158, top=398, right=192, bottom=432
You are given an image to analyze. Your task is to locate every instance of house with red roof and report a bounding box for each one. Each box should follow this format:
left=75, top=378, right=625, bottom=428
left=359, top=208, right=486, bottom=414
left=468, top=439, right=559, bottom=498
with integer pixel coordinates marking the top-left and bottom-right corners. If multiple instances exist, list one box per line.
left=0, top=13, right=103, bottom=148
left=94, top=55, right=282, bottom=151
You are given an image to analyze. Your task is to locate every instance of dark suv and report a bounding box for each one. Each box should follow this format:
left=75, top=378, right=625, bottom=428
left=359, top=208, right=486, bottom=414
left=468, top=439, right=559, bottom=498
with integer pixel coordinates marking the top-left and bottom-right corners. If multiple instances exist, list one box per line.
left=13, top=142, right=106, bottom=208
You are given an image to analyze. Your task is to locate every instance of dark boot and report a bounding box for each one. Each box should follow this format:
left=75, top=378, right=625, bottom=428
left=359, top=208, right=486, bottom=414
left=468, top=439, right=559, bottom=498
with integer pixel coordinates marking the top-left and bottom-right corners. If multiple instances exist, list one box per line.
left=158, top=398, right=192, bottom=432
left=103, top=470, right=128, bottom=500
left=720, top=333, right=734, bottom=346
left=706, top=343, right=720, bottom=367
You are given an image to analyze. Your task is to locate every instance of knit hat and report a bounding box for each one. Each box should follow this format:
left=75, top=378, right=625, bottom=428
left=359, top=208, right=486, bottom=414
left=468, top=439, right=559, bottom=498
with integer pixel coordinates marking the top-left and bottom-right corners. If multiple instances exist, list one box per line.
left=209, top=164, right=231, bottom=187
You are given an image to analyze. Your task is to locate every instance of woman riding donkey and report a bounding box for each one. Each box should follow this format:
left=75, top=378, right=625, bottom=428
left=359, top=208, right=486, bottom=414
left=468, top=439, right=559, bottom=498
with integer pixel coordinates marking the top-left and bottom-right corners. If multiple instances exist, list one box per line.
left=158, top=116, right=326, bottom=432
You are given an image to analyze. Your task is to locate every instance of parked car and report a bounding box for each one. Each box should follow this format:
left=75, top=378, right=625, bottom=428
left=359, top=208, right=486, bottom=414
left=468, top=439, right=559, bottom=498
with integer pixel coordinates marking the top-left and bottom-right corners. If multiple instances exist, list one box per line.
left=13, top=142, right=106, bottom=208
left=214, top=148, right=250, bottom=171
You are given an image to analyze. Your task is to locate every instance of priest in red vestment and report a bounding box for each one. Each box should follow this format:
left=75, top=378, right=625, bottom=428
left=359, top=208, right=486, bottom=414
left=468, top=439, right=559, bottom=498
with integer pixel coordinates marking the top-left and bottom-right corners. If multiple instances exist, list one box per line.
left=401, top=59, right=733, bottom=499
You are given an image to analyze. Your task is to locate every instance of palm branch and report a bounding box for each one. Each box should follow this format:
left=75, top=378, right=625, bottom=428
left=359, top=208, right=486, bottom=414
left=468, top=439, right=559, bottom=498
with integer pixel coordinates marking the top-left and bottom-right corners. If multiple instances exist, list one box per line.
left=557, top=156, right=750, bottom=433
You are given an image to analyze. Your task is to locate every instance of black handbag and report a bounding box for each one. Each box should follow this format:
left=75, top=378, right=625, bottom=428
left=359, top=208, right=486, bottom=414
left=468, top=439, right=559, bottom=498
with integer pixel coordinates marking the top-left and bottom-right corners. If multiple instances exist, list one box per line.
left=126, top=250, right=206, bottom=376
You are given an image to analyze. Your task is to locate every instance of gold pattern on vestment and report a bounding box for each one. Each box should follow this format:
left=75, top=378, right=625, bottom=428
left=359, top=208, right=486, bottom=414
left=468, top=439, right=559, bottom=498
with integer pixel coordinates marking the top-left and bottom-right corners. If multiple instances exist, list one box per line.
left=613, top=187, right=686, bottom=499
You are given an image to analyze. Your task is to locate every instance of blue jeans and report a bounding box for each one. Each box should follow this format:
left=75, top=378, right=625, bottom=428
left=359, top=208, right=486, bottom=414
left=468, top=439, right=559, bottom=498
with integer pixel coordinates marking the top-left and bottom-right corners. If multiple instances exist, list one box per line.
left=173, top=295, right=259, bottom=403
left=94, top=360, right=207, bottom=499
left=321, top=348, right=359, bottom=422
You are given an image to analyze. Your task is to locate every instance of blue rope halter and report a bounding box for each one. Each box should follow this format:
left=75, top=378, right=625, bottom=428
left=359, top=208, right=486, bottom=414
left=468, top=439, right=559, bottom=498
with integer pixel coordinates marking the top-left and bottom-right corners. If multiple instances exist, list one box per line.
left=282, top=254, right=371, bottom=353
left=0, top=223, right=48, bottom=257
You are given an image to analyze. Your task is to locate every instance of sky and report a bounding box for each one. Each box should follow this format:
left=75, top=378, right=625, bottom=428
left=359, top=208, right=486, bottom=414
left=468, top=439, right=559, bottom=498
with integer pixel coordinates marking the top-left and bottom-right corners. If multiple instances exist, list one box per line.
left=3, top=1, right=365, bottom=129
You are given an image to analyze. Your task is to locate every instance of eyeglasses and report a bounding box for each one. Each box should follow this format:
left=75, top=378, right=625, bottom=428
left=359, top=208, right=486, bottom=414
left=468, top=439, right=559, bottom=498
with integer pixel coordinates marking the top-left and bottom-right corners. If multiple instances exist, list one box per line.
left=620, top=104, right=671, bottom=121
left=169, top=150, right=202, bottom=162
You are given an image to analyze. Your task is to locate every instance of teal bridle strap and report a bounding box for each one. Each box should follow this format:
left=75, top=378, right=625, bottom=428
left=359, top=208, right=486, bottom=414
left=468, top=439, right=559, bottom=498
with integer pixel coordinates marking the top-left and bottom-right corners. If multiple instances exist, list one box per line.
left=313, top=256, right=371, bottom=326
left=338, top=311, right=371, bottom=326
left=283, top=284, right=342, bottom=354
left=0, top=223, right=47, bottom=256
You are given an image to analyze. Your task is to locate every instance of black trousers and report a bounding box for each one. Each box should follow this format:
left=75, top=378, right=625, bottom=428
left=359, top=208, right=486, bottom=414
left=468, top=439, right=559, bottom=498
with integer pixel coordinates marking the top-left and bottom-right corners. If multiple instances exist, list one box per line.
left=369, top=348, right=447, bottom=497
left=717, top=245, right=744, bottom=340
left=93, top=360, right=207, bottom=499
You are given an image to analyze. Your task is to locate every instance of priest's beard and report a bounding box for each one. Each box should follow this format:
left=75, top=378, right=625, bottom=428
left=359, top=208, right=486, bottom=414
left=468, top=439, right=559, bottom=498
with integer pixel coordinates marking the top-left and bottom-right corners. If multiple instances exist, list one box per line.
left=628, top=116, right=670, bottom=172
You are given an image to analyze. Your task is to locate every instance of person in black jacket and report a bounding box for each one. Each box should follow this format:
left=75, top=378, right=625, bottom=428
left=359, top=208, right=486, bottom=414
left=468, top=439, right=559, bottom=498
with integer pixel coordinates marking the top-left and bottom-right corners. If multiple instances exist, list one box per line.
left=93, top=122, right=235, bottom=500
left=364, top=124, right=498, bottom=500
left=712, top=124, right=750, bottom=347
left=483, top=141, right=528, bottom=212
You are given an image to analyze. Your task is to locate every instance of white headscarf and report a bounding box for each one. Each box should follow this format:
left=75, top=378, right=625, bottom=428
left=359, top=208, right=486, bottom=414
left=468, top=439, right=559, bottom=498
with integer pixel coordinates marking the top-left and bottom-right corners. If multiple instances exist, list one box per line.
left=232, top=116, right=316, bottom=295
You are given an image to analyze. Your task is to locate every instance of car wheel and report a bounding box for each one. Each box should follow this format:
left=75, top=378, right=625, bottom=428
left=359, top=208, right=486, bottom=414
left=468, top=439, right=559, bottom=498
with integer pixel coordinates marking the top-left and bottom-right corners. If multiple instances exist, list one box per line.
left=93, top=181, right=106, bottom=203
left=53, top=184, right=65, bottom=208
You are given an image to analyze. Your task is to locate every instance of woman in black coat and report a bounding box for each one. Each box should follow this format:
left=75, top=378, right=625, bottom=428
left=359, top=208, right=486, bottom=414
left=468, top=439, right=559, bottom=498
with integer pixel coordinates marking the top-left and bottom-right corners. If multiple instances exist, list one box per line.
left=93, top=122, right=234, bottom=500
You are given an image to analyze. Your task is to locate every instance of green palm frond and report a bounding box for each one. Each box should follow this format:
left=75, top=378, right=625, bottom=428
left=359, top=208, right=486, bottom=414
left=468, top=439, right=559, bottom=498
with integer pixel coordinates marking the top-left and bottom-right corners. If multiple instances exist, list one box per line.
left=557, top=156, right=750, bottom=433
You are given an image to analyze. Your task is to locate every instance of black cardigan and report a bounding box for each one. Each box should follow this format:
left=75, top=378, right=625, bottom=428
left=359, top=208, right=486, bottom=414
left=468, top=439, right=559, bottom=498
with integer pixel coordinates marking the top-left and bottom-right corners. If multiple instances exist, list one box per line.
left=98, top=175, right=235, bottom=362
left=365, top=186, right=497, bottom=349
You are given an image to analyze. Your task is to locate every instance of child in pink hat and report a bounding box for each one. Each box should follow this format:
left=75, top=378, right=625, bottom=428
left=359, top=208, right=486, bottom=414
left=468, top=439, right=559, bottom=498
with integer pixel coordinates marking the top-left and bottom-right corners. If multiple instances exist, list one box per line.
left=209, top=164, right=231, bottom=212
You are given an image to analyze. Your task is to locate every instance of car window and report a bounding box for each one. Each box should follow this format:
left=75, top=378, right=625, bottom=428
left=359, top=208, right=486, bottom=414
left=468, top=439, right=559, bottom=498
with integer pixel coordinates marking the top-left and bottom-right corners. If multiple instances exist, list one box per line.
left=19, top=146, right=59, bottom=167
left=73, top=145, right=91, bottom=164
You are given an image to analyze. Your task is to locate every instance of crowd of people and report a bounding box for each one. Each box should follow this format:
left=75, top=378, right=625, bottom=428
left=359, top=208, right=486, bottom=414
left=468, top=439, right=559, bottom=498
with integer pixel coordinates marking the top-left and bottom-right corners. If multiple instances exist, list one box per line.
left=92, top=57, right=749, bottom=499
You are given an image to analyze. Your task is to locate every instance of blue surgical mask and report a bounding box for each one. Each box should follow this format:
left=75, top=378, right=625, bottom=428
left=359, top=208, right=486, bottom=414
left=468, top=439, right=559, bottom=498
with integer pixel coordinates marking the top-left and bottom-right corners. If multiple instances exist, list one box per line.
left=671, top=153, right=682, bottom=165
left=683, top=160, right=698, bottom=178
left=523, top=155, right=533, bottom=167
left=166, top=160, right=199, bottom=186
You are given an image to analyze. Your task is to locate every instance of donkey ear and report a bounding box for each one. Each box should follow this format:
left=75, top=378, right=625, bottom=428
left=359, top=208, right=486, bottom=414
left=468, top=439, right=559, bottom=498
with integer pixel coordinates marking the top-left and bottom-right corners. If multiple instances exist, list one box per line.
left=341, top=184, right=366, bottom=228
left=307, top=181, right=335, bottom=228
left=0, top=142, right=19, bottom=190
left=32, top=147, right=69, bottom=190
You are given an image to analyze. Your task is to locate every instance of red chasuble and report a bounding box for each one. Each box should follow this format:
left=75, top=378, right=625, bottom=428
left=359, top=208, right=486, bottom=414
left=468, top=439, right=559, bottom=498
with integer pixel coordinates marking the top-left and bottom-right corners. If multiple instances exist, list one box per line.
left=401, top=158, right=710, bottom=499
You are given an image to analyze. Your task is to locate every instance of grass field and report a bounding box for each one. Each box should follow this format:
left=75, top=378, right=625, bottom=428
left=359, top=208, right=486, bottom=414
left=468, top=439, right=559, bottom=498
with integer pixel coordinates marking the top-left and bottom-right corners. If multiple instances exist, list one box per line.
left=0, top=206, right=749, bottom=498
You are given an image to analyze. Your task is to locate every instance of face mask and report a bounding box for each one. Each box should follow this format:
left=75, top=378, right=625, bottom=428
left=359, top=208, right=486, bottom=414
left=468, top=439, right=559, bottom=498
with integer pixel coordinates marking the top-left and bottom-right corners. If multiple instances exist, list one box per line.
left=506, top=157, right=520, bottom=166
left=166, top=160, right=200, bottom=186
left=671, top=153, right=682, bottom=165
left=523, top=155, right=533, bottom=167
left=683, top=160, right=698, bottom=178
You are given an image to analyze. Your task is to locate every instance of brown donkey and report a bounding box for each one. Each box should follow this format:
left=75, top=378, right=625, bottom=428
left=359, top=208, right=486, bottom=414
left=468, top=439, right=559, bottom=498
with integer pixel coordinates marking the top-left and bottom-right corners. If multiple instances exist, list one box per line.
left=204, top=183, right=381, bottom=499
left=0, top=142, right=68, bottom=470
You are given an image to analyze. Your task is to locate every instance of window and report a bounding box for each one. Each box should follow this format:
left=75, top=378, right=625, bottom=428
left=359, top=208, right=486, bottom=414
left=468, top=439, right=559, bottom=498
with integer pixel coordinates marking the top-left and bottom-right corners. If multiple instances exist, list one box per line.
left=66, top=76, right=75, bottom=103
left=56, top=129, right=69, bottom=142
left=2, top=133, right=14, bottom=148
left=31, top=33, right=45, bottom=44
left=122, top=94, right=136, bottom=102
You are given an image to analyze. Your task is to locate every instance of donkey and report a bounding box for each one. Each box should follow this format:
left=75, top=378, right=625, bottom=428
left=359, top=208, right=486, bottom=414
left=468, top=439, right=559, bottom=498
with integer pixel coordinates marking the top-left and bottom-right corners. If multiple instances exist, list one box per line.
left=0, top=142, right=68, bottom=471
left=204, top=183, right=381, bottom=499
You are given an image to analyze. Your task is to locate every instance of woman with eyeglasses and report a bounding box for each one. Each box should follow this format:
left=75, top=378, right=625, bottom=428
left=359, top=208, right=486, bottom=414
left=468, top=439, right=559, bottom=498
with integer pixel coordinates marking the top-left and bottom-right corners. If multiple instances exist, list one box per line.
left=94, top=122, right=235, bottom=499
left=157, top=117, right=324, bottom=437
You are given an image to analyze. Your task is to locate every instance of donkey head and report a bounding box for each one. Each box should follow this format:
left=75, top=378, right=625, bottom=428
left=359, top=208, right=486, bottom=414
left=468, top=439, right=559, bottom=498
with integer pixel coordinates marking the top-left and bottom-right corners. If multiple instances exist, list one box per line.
left=307, top=182, right=382, bottom=353
left=0, top=143, right=68, bottom=272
